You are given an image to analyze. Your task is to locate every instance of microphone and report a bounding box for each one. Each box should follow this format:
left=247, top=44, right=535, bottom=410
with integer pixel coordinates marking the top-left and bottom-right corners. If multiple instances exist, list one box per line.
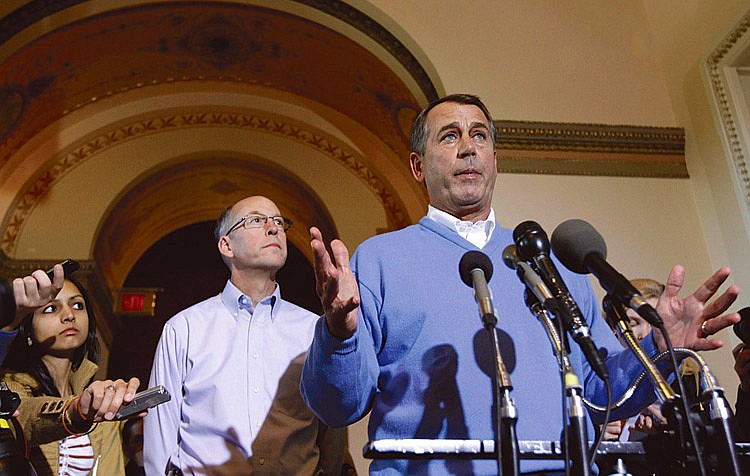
left=459, top=250, right=497, bottom=327
left=513, top=221, right=608, bottom=381
left=550, top=219, right=663, bottom=328
left=733, top=307, right=750, bottom=345
left=502, top=245, right=557, bottom=308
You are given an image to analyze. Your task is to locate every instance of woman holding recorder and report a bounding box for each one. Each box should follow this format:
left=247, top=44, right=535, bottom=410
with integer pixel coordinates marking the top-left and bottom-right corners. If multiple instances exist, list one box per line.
left=1, top=267, right=141, bottom=476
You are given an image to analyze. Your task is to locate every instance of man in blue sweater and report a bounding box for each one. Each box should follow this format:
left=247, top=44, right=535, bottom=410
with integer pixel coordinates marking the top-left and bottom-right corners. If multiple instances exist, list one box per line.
left=301, top=94, right=740, bottom=475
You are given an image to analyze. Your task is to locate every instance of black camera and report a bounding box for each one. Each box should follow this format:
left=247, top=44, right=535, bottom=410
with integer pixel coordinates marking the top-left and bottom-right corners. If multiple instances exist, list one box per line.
left=0, top=382, right=36, bottom=475
left=0, top=280, right=16, bottom=329
left=733, top=307, right=750, bottom=345
left=0, top=383, right=20, bottom=420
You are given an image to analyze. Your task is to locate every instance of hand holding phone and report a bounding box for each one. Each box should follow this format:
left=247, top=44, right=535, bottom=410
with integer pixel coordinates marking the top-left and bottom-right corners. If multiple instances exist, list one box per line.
left=45, top=259, right=80, bottom=282
left=3, top=259, right=82, bottom=329
left=115, top=385, right=171, bottom=419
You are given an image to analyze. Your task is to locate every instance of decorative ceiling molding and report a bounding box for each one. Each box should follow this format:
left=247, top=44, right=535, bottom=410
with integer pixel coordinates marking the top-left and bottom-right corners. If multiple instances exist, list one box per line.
left=0, top=1, right=426, bottom=165
left=0, top=0, right=439, bottom=103
left=495, top=120, right=687, bottom=177
left=705, top=9, right=750, bottom=207
left=1, top=109, right=411, bottom=256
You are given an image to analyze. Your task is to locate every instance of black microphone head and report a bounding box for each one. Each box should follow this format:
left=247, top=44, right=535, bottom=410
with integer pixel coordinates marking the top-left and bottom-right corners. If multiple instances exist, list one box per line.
left=501, top=245, right=519, bottom=270
left=734, top=307, right=750, bottom=345
left=459, top=250, right=493, bottom=287
left=550, top=219, right=607, bottom=274
left=513, top=220, right=550, bottom=261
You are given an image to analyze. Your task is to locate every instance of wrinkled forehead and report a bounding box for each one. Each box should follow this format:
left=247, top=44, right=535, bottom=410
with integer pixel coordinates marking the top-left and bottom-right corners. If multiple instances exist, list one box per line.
left=426, top=102, right=491, bottom=130
left=233, top=196, right=281, bottom=218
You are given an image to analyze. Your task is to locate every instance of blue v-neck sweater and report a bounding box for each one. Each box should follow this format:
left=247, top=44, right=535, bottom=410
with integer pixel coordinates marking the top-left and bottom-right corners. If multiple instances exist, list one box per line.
left=302, top=218, right=659, bottom=475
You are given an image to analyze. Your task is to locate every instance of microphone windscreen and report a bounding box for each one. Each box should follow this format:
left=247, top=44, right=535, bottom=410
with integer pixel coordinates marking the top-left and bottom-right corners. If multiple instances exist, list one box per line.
left=459, top=250, right=493, bottom=287
left=734, top=307, right=750, bottom=345
left=550, top=219, right=607, bottom=274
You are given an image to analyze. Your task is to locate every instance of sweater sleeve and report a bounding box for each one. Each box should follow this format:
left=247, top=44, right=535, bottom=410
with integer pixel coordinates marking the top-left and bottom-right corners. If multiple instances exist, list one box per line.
left=301, top=252, right=382, bottom=428
left=300, top=313, right=380, bottom=427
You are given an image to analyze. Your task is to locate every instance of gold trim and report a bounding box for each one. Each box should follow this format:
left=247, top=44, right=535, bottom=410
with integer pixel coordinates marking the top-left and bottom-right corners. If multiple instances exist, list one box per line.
left=1, top=110, right=410, bottom=255
left=705, top=9, right=750, bottom=207
left=494, top=120, right=686, bottom=178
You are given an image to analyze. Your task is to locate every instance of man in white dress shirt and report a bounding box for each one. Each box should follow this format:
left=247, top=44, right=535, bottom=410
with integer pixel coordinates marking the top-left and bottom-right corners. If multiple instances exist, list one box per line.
left=145, top=195, right=353, bottom=475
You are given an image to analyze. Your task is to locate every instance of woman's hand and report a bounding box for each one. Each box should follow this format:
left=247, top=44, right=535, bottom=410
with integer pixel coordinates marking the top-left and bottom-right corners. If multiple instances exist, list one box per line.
left=76, top=378, right=140, bottom=422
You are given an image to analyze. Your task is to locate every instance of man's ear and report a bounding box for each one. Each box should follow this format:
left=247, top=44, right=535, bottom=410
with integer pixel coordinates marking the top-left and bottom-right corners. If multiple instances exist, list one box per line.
left=410, top=152, right=424, bottom=183
left=218, top=235, right=233, bottom=260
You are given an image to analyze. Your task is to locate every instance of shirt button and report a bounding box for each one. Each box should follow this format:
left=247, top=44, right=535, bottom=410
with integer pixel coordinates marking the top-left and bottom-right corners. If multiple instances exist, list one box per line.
left=259, top=458, right=265, bottom=465
left=253, top=387, right=259, bottom=393
left=253, top=353, right=258, bottom=359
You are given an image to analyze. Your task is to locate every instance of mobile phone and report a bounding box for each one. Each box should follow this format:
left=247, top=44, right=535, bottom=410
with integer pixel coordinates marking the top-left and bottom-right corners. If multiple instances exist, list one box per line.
left=115, top=385, right=171, bottom=419
left=45, top=259, right=80, bottom=281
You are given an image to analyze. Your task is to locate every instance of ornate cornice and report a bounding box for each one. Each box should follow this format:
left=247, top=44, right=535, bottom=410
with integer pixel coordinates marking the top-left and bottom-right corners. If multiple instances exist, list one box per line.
left=705, top=9, right=750, bottom=207
left=495, top=120, right=687, bottom=177
left=1, top=110, right=410, bottom=255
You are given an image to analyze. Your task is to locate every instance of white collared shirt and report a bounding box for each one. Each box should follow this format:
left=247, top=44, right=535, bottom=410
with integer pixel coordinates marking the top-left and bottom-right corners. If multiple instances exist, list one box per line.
left=426, top=205, right=496, bottom=248
left=145, top=280, right=321, bottom=474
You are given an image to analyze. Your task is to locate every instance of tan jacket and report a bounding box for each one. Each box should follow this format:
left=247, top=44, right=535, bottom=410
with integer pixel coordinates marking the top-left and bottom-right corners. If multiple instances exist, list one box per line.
left=1, top=359, right=126, bottom=476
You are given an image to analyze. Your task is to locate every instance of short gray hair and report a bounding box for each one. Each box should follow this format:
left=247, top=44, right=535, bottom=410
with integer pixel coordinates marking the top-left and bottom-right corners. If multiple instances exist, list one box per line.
left=214, top=205, right=235, bottom=242
left=410, top=93, right=497, bottom=155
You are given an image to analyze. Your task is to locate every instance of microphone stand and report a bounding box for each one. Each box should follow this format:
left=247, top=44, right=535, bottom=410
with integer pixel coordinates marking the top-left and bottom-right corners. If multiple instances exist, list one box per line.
left=603, top=297, right=715, bottom=475
left=480, top=308, right=520, bottom=476
left=524, top=292, right=589, bottom=476
left=460, top=252, right=519, bottom=476
left=564, top=376, right=590, bottom=476
left=602, top=298, right=676, bottom=403
left=704, top=388, right=742, bottom=475
left=679, top=349, right=741, bottom=475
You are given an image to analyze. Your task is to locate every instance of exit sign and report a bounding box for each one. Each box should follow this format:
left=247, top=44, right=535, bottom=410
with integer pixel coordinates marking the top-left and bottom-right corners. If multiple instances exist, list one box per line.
left=121, top=293, right=146, bottom=312
left=114, top=288, right=158, bottom=316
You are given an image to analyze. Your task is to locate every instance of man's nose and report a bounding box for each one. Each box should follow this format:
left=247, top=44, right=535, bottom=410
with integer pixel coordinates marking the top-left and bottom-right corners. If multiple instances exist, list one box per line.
left=266, top=221, right=280, bottom=235
left=458, top=136, right=477, bottom=158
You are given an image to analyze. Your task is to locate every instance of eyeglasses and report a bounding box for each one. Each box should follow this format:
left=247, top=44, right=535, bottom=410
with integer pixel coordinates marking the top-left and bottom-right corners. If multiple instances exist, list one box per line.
left=225, top=214, right=293, bottom=235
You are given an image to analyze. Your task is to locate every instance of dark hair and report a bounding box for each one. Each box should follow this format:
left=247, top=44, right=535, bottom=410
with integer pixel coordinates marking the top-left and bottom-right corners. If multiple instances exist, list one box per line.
left=409, top=93, right=497, bottom=155
left=4, top=276, right=98, bottom=397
